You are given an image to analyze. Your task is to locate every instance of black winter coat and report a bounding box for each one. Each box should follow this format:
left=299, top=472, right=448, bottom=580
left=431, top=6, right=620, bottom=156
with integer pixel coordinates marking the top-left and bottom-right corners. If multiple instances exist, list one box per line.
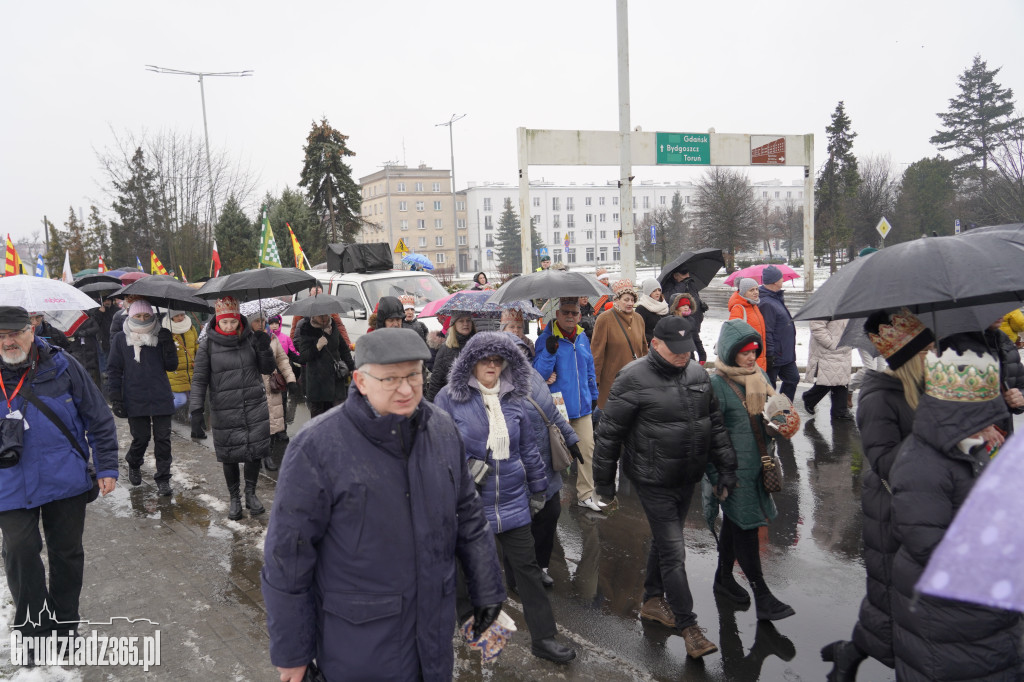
left=593, top=349, right=736, bottom=491
left=661, top=277, right=706, bottom=326
left=189, top=317, right=275, bottom=463
left=108, top=309, right=127, bottom=348
left=425, top=330, right=473, bottom=402
left=294, top=319, right=353, bottom=404
left=95, top=305, right=118, bottom=353
left=985, top=327, right=1024, bottom=432
left=636, top=305, right=665, bottom=346
left=107, top=328, right=177, bottom=417
left=890, top=392, right=1022, bottom=681
left=35, top=321, right=70, bottom=351
left=67, top=316, right=103, bottom=388
left=851, top=370, right=914, bottom=668
left=403, top=318, right=428, bottom=342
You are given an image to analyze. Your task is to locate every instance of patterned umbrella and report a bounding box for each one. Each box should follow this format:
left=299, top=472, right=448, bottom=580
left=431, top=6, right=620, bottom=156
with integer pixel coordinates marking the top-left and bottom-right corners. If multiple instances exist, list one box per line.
left=723, top=263, right=800, bottom=287
left=917, top=433, right=1024, bottom=612
left=422, top=290, right=542, bottom=320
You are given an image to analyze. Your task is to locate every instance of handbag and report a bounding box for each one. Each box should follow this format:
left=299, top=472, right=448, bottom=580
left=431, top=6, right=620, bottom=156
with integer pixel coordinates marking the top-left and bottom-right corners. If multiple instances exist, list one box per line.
left=722, top=375, right=783, bottom=494
left=525, top=397, right=572, bottom=471
left=332, top=359, right=350, bottom=381
left=269, top=370, right=288, bottom=393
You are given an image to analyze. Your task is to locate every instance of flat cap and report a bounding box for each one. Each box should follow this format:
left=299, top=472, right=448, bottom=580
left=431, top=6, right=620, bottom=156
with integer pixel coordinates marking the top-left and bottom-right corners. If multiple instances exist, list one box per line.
left=354, top=327, right=430, bottom=368
left=0, top=306, right=30, bottom=331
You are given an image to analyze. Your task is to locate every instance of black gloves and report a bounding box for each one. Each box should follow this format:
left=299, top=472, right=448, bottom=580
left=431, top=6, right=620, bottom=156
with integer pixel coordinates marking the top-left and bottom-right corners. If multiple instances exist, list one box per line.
left=568, top=442, right=584, bottom=464
left=529, top=492, right=546, bottom=516
left=252, top=330, right=272, bottom=352
left=591, top=399, right=598, bottom=412
left=190, top=411, right=207, bottom=439
left=716, top=473, right=738, bottom=501
left=700, top=301, right=709, bottom=313
left=111, top=400, right=127, bottom=418
left=766, top=356, right=775, bottom=372
left=157, top=328, right=173, bottom=343
left=471, top=603, right=503, bottom=641
left=545, top=336, right=559, bottom=355
left=595, top=483, right=616, bottom=501
left=287, top=381, right=301, bottom=397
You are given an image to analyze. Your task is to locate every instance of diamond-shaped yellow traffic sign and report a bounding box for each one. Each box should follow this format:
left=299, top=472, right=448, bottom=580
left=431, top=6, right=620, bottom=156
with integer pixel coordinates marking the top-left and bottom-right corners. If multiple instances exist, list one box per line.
left=875, top=217, right=893, bottom=239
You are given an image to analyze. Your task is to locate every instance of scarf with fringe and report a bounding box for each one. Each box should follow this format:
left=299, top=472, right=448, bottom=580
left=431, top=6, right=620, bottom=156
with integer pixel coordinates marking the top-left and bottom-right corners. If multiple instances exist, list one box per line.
left=125, top=316, right=159, bottom=363
left=715, top=362, right=774, bottom=416
left=477, top=380, right=510, bottom=461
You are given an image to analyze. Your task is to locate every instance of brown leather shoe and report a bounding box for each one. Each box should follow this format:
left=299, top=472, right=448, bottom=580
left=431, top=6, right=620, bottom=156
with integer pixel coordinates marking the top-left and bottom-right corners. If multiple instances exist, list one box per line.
left=640, top=597, right=675, bottom=627
left=681, top=624, right=718, bottom=659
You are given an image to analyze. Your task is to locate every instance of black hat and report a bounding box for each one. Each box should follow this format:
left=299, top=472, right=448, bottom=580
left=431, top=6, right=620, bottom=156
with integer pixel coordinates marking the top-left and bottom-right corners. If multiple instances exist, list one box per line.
left=0, top=306, right=30, bottom=331
left=540, top=254, right=551, bottom=262
left=354, top=328, right=431, bottom=368
left=653, top=316, right=697, bottom=354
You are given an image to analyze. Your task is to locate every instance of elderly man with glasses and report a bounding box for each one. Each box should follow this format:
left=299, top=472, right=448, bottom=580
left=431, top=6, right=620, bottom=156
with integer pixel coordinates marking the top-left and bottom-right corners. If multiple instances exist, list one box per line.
left=262, top=327, right=506, bottom=682
left=533, top=297, right=603, bottom=512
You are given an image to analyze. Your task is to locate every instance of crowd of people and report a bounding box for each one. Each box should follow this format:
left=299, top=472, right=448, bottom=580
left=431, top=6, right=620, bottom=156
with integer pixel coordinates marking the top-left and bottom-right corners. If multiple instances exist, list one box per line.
left=2, top=256, right=1022, bottom=681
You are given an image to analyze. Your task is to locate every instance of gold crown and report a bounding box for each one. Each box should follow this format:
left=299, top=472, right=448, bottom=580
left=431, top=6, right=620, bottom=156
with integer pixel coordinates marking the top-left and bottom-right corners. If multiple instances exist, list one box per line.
left=399, top=295, right=415, bottom=307
left=867, top=307, right=927, bottom=359
left=925, top=349, right=1001, bottom=402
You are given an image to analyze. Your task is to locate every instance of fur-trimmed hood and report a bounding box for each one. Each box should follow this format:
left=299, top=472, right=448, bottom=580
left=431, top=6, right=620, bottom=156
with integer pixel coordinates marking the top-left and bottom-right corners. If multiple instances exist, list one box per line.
left=444, top=332, right=532, bottom=402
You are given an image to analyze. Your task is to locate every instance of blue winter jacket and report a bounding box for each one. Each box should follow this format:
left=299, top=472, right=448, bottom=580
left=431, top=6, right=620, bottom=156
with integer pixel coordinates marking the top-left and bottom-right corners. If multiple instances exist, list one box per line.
left=533, top=323, right=598, bottom=420
left=261, top=392, right=505, bottom=682
left=758, top=286, right=797, bottom=365
left=434, top=333, right=547, bottom=534
left=522, top=361, right=580, bottom=501
left=0, top=338, right=118, bottom=512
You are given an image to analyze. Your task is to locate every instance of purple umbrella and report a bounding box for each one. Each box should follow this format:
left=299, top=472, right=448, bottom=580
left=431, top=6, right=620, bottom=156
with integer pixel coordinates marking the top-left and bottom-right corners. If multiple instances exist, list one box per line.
left=423, top=290, right=542, bottom=319
left=917, top=432, right=1024, bottom=612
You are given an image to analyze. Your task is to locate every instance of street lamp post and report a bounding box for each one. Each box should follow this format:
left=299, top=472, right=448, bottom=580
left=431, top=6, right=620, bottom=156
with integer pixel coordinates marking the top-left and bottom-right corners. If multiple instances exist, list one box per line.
left=436, top=114, right=466, bottom=276
left=145, top=65, right=253, bottom=242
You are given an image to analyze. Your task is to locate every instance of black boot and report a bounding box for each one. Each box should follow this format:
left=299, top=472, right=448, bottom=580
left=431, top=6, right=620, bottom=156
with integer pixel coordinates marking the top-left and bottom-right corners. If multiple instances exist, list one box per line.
left=750, top=580, right=795, bottom=621
left=821, top=640, right=865, bottom=682
left=224, top=464, right=243, bottom=520
left=713, top=567, right=751, bottom=607
left=244, top=461, right=265, bottom=516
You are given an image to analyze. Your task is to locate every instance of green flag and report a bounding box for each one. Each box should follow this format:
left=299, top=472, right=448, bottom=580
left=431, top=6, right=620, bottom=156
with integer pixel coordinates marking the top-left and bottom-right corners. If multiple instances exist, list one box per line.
left=259, top=209, right=282, bottom=267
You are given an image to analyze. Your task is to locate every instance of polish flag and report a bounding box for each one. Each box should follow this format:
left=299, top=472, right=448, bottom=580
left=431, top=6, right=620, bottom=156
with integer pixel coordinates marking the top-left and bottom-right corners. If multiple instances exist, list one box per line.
left=211, top=240, right=222, bottom=277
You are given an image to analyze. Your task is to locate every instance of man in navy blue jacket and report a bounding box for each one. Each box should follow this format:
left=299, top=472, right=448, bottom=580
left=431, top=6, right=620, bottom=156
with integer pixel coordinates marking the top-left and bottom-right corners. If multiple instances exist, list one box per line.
left=758, top=266, right=799, bottom=400
left=0, top=306, right=118, bottom=641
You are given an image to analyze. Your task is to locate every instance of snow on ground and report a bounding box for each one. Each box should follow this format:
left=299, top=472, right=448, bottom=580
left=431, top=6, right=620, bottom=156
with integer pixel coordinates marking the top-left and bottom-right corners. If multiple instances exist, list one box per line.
left=0, top=581, right=85, bottom=681
left=697, top=314, right=862, bottom=370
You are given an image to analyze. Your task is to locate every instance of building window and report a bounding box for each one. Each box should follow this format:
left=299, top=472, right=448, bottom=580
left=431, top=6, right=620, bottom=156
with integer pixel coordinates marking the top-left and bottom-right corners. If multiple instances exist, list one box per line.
left=566, top=248, right=576, bottom=264
left=600, top=230, right=607, bottom=239
left=532, top=215, right=541, bottom=227
left=435, top=236, right=444, bottom=246
left=599, top=197, right=606, bottom=206
left=431, top=201, right=440, bottom=211
left=456, top=201, right=465, bottom=211
left=433, top=182, right=441, bottom=192
left=613, top=246, right=620, bottom=261
left=659, top=195, right=666, bottom=205
left=485, top=235, right=495, bottom=248
left=436, top=252, right=445, bottom=263
left=418, top=237, right=427, bottom=247
left=457, top=218, right=466, bottom=229
left=787, top=191, right=792, bottom=198
left=798, top=192, right=803, bottom=199
left=566, top=197, right=575, bottom=210
left=415, top=182, right=424, bottom=192
left=612, top=197, right=619, bottom=206
left=397, top=182, right=406, bottom=192
left=552, top=198, right=560, bottom=211
left=417, top=219, right=426, bottom=230
left=400, top=220, right=409, bottom=231
left=613, top=213, right=619, bottom=222
left=775, top=191, right=781, bottom=199
left=633, top=197, right=637, bottom=208
left=568, top=231, right=575, bottom=244
left=567, top=214, right=575, bottom=228
left=553, top=252, right=563, bottom=264
left=416, top=201, right=425, bottom=211
left=457, top=235, right=467, bottom=246
left=599, top=214, right=606, bottom=223
left=483, top=198, right=492, bottom=211
left=643, top=196, right=650, bottom=209
left=532, top=197, right=540, bottom=207
left=585, top=247, right=594, bottom=262
left=599, top=247, right=608, bottom=262
left=762, top=191, right=768, bottom=198
left=585, top=230, right=593, bottom=240
left=585, top=197, right=592, bottom=206
left=484, top=215, right=493, bottom=230
left=399, top=201, right=408, bottom=212
left=552, top=215, right=561, bottom=228
left=434, top=219, right=443, bottom=229
left=685, top=195, right=691, bottom=204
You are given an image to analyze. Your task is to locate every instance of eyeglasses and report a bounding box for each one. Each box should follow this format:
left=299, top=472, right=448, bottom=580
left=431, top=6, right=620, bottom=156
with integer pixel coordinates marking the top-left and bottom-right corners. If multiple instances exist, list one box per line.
left=478, top=356, right=504, bottom=367
left=557, top=309, right=581, bottom=317
left=0, top=327, right=31, bottom=342
left=361, top=370, right=424, bottom=391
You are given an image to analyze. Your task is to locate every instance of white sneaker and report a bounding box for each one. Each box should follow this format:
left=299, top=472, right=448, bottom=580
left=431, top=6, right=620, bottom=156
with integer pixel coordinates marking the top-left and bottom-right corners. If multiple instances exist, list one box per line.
left=578, top=497, right=605, bottom=512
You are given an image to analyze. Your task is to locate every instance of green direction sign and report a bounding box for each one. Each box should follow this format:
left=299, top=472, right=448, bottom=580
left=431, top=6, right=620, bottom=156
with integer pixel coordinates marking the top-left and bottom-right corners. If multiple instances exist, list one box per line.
left=656, top=132, right=711, bottom=165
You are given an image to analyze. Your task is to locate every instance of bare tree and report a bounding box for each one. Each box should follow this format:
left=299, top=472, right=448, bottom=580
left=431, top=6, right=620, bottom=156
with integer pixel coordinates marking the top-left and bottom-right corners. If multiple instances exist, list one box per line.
left=986, top=118, right=1024, bottom=222
left=693, top=168, right=759, bottom=270
left=850, top=154, right=900, bottom=251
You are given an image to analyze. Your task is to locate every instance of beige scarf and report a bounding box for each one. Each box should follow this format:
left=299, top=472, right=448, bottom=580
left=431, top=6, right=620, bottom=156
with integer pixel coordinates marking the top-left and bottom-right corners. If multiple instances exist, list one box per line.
left=715, top=363, right=775, bottom=416
left=477, top=380, right=510, bottom=461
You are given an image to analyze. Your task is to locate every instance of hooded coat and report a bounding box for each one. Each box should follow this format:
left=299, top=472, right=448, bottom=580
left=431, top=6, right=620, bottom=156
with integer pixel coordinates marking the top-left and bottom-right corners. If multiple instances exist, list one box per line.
left=661, top=275, right=707, bottom=325
left=433, top=333, right=547, bottom=534
left=727, top=291, right=767, bottom=371
left=106, top=326, right=177, bottom=418
left=889, top=392, right=1022, bottom=681
left=294, top=318, right=354, bottom=404
left=188, top=317, right=275, bottom=463
left=757, top=285, right=797, bottom=366
left=805, top=319, right=852, bottom=386
left=591, top=306, right=648, bottom=409
left=261, top=391, right=506, bottom=682
left=849, top=369, right=915, bottom=668
left=374, top=296, right=406, bottom=330
left=705, top=321, right=777, bottom=530
left=533, top=321, right=599, bottom=420
left=984, top=327, right=1024, bottom=432
left=425, top=327, right=474, bottom=402
left=593, top=348, right=737, bottom=491
left=34, top=320, right=70, bottom=352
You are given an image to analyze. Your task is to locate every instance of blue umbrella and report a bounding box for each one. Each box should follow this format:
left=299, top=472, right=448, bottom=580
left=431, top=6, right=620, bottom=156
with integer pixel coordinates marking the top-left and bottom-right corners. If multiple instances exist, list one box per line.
left=402, top=253, right=434, bottom=270
left=917, top=433, right=1024, bottom=612
left=429, top=290, right=542, bottom=320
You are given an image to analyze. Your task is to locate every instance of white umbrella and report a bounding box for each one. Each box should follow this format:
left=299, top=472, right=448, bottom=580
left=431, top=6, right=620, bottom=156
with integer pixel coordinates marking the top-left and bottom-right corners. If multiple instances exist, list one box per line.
left=0, top=275, right=99, bottom=312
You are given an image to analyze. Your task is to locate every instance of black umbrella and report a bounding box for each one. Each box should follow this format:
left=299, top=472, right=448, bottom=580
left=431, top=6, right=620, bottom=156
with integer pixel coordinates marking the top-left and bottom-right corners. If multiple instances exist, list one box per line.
left=283, top=294, right=359, bottom=317
left=194, top=267, right=317, bottom=301
left=485, top=270, right=611, bottom=304
left=657, top=248, right=725, bottom=290
left=794, top=233, right=1024, bottom=323
left=116, top=275, right=212, bottom=313
left=74, top=274, right=123, bottom=292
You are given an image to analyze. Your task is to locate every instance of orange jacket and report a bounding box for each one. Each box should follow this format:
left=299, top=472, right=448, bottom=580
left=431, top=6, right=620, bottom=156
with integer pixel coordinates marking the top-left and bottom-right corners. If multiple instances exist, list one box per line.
left=727, top=291, right=767, bottom=371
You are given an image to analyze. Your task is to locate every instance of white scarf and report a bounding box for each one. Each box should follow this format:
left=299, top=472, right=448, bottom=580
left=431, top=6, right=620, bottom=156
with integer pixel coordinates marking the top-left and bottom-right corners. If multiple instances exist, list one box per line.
left=125, top=317, right=159, bottom=363
left=165, top=316, right=192, bottom=335
left=478, top=380, right=510, bottom=461
left=638, top=294, right=669, bottom=316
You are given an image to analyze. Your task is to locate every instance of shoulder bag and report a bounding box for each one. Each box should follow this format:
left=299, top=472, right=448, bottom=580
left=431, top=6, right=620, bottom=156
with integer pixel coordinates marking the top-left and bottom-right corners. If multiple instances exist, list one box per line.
left=269, top=370, right=288, bottom=393
left=610, top=309, right=638, bottom=360
left=21, top=388, right=100, bottom=503
left=722, top=375, right=783, bottom=494
left=525, top=396, right=572, bottom=471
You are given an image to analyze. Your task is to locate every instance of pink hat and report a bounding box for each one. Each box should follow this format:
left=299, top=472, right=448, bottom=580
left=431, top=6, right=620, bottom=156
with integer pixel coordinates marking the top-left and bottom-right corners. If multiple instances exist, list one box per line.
left=128, top=300, right=154, bottom=317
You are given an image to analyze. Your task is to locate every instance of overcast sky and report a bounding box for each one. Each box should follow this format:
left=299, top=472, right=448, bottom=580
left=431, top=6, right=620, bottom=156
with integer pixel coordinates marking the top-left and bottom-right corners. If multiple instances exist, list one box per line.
left=3, top=0, right=1022, bottom=247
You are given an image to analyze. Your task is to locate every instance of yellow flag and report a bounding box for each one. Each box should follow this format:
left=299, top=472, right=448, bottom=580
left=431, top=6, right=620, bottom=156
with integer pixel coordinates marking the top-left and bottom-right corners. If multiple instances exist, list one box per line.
left=287, top=224, right=305, bottom=270
left=4, top=234, right=23, bottom=277
left=150, top=250, right=169, bottom=276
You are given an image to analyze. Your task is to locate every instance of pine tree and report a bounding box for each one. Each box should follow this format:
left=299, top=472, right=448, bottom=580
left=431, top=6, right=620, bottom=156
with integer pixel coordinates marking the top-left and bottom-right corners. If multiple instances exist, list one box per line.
left=931, top=55, right=1021, bottom=177
left=43, top=217, right=64, bottom=272
left=215, top=196, right=257, bottom=275
left=893, top=156, right=957, bottom=242
left=109, top=147, right=167, bottom=267
left=298, top=119, right=362, bottom=245
left=61, top=207, right=89, bottom=273
left=495, top=199, right=545, bottom=272
left=84, top=206, right=110, bottom=267
left=815, top=101, right=861, bottom=272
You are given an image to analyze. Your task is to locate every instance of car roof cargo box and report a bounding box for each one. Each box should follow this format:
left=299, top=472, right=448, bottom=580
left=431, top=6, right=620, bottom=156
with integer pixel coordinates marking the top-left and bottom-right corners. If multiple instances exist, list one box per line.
left=326, top=243, right=393, bottom=273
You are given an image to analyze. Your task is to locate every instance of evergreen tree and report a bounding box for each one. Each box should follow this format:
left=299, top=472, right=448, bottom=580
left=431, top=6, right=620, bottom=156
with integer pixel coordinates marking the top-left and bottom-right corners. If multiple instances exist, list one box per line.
left=893, top=156, right=957, bottom=242
left=109, top=147, right=167, bottom=266
left=693, top=168, right=759, bottom=271
left=298, top=119, right=362, bottom=244
left=84, top=206, right=110, bottom=267
left=495, top=198, right=545, bottom=272
left=214, top=196, right=257, bottom=275
left=931, top=55, right=1021, bottom=177
left=60, top=207, right=89, bottom=273
left=43, top=217, right=64, bottom=272
left=815, top=101, right=861, bottom=272
left=268, top=186, right=319, bottom=267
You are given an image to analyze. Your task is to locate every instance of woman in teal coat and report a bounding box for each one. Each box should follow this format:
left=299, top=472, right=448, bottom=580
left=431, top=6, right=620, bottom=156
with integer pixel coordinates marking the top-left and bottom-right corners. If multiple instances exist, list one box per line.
left=705, top=319, right=794, bottom=621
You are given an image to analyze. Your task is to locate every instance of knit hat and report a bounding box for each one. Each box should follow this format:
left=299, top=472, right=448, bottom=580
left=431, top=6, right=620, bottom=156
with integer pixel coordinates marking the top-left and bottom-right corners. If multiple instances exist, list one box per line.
left=611, top=279, right=637, bottom=299
left=215, top=296, right=240, bottom=323
left=595, top=268, right=610, bottom=283
left=641, top=278, right=661, bottom=297
left=736, top=277, right=758, bottom=294
left=268, top=314, right=282, bottom=325
left=761, top=265, right=783, bottom=285
left=500, top=308, right=524, bottom=324
left=128, top=300, right=154, bottom=317
left=864, top=308, right=935, bottom=371
left=399, top=295, right=416, bottom=310
left=925, top=348, right=1001, bottom=403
